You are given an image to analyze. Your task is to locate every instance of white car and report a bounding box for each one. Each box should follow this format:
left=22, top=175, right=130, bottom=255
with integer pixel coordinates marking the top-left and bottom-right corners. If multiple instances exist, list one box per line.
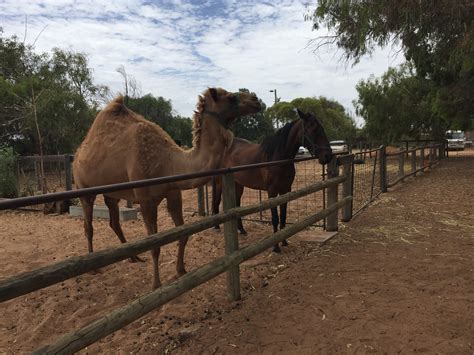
left=446, top=130, right=465, bottom=151
left=297, top=146, right=309, bottom=155
left=330, top=140, right=349, bottom=153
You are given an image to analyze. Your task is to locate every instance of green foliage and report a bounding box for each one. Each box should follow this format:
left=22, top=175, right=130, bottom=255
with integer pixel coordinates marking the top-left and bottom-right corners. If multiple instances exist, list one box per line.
left=265, top=97, right=356, bottom=141
left=0, top=146, right=18, bottom=198
left=0, top=32, right=105, bottom=155
left=308, top=1, right=473, bottom=134
left=229, top=88, right=273, bottom=142
left=355, top=64, right=441, bottom=143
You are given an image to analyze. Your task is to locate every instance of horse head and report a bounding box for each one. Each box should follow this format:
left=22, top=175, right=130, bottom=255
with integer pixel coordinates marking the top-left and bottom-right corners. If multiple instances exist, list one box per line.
left=296, top=108, right=333, bottom=165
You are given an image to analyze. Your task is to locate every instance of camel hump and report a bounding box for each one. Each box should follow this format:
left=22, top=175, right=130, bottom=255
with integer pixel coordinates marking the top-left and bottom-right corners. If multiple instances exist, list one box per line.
left=104, top=95, right=127, bottom=115
left=112, top=95, right=124, bottom=105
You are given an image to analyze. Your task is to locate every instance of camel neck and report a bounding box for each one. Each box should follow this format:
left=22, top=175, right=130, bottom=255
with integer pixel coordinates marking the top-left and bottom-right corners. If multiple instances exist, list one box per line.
left=174, top=114, right=231, bottom=190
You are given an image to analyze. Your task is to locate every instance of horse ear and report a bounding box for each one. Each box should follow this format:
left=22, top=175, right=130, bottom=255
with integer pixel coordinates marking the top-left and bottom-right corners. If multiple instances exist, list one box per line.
left=296, top=108, right=306, bottom=120
left=209, top=88, right=218, bottom=102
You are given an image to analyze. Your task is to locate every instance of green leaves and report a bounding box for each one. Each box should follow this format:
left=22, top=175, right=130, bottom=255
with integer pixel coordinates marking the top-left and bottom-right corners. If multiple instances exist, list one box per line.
left=355, top=64, right=441, bottom=143
left=0, top=146, right=18, bottom=198
left=265, top=97, right=356, bottom=141
left=0, top=33, right=103, bottom=155
left=127, top=95, right=193, bottom=147
left=309, top=1, right=473, bottom=134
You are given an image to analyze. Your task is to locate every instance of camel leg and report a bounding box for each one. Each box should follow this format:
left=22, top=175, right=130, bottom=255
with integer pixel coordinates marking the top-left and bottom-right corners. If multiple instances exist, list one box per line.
left=141, top=200, right=160, bottom=289
left=104, top=196, right=144, bottom=263
left=80, top=195, right=96, bottom=253
left=212, top=177, right=222, bottom=230
left=166, top=191, right=186, bottom=277
left=235, top=183, right=247, bottom=235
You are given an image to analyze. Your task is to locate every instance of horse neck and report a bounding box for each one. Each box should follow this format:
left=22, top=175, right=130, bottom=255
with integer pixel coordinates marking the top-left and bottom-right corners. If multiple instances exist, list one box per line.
left=284, top=120, right=304, bottom=158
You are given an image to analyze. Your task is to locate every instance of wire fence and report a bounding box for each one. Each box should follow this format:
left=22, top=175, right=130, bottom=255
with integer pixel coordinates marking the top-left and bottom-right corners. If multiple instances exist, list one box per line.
left=14, top=155, right=73, bottom=211
left=351, top=148, right=382, bottom=216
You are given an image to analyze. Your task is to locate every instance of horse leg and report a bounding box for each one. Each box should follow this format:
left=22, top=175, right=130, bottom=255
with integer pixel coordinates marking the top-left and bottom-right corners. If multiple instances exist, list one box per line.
left=267, top=190, right=281, bottom=253
left=235, top=183, right=247, bottom=235
left=140, top=200, right=160, bottom=289
left=104, top=196, right=144, bottom=263
left=280, top=202, right=289, bottom=246
left=212, top=177, right=222, bottom=230
left=166, top=191, right=187, bottom=277
left=80, top=195, right=96, bottom=253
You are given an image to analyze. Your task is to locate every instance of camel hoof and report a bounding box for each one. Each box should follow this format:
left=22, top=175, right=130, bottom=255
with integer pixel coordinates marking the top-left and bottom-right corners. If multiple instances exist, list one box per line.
left=214, top=225, right=221, bottom=231
left=272, top=245, right=282, bottom=253
left=239, top=230, right=248, bottom=236
left=129, top=255, right=146, bottom=263
left=152, top=282, right=162, bottom=290
left=89, top=268, right=103, bottom=275
left=282, top=240, right=289, bottom=247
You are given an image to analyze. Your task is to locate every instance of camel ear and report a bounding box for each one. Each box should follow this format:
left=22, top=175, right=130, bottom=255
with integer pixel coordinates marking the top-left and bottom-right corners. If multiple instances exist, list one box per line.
left=209, top=88, right=218, bottom=102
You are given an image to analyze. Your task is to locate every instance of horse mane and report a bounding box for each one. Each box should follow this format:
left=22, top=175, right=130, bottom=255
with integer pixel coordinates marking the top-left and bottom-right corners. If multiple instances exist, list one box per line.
left=260, top=120, right=298, bottom=160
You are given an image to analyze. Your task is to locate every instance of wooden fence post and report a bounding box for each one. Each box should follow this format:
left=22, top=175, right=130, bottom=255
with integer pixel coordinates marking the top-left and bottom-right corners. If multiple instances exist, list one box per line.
left=197, top=186, right=205, bottom=216
left=429, top=147, right=434, bottom=167
left=204, top=184, right=210, bottom=216
left=15, top=159, right=21, bottom=197
left=64, top=155, right=73, bottom=191
left=222, top=173, right=241, bottom=301
left=411, top=149, right=417, bottom=174
left=325, top=159, right=339, bottom=231
left=420, top=148, right=425, bottom=174
left=398, top=149, right=405, bottom=181
left=379, top=145, right=387, bottom=193
left=341, top=159, right=352, bottom=222
left=34, top=159, right=42, bottom=192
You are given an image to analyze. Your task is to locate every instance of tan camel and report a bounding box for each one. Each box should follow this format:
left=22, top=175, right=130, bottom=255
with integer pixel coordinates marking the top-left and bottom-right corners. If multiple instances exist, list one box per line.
left=73, top=88, right=261, bottom=289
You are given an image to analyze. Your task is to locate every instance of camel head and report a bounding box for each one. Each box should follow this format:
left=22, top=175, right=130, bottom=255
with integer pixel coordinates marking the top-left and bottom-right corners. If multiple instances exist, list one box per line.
left=201, top=88, right=261, bottom=127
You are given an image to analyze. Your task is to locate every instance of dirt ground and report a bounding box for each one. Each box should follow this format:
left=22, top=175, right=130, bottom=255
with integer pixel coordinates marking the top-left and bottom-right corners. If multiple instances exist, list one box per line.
left=0, top=154, right=473, bottom=354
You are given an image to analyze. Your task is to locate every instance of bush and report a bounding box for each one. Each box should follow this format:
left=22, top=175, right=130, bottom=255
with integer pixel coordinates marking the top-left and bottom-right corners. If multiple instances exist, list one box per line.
left=0, top=146, right=18, bottom=198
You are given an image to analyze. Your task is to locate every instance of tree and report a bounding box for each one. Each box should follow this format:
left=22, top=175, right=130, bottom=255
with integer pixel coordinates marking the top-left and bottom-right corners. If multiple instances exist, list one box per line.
left=265, top=102, right=296, bottom=128
left=308, top=0, right=473, bottom=132
left=127, top=94, right=193, bottom=147
left=0, top=32, right=105, bottom=155
left=355, top=64, right=438, bottom=143
left=264, top=96, right=356, bottom=141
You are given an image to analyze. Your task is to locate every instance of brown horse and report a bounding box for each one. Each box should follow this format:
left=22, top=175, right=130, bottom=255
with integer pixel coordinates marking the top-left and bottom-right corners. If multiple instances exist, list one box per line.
left=212, top=109, right=333, bottom=252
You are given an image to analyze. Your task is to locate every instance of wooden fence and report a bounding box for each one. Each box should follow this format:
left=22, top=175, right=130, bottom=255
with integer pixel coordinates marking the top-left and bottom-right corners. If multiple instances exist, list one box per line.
left=0, top=155, right=353, bottom=354
left=381, top=142, right=445, bottom=189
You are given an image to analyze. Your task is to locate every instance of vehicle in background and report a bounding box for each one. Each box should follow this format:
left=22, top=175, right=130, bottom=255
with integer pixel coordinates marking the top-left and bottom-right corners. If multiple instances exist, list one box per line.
left=330, top=140, right=349, bottom=153
left=297, top=146, right=309, bottom=155
left=446, top=130, right=465, bottom=151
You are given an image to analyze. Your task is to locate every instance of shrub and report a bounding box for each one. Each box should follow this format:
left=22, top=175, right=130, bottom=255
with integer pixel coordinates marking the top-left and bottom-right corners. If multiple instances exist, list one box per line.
left=0, top=146, right=18, bottom=198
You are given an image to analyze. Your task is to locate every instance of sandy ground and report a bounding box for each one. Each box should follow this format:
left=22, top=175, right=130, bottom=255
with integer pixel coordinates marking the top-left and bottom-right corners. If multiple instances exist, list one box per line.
left=0, top=153, right=473, bottom=354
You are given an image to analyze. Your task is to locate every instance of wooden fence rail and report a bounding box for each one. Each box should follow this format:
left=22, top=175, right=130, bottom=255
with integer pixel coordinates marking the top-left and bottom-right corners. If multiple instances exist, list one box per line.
left=384, top=143, right=444, bottom=189
left=34, top=196, right=351, bottom=354
left=2, top=144, right=448, bottom=353
left=0, top=175, right=346, bottom=303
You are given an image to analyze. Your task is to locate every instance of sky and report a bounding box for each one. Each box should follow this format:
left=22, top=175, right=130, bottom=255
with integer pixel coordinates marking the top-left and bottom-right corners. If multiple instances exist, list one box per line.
left=0, top=0, right=404, bottom=127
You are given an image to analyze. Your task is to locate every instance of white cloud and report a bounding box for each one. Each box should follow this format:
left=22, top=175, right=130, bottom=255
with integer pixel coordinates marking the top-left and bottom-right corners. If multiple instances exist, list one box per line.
left=0, top=0, right=404, bottom=126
